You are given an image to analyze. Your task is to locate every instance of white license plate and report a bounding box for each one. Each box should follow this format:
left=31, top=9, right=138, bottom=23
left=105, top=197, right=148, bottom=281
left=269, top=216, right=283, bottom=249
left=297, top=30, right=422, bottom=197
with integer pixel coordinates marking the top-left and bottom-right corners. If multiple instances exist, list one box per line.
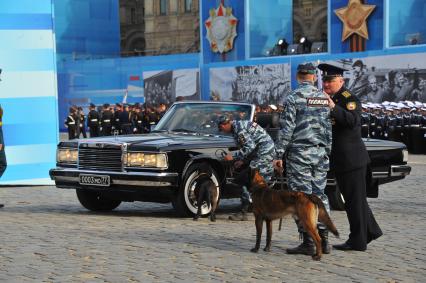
left=79, top=174, right=110, bottom=187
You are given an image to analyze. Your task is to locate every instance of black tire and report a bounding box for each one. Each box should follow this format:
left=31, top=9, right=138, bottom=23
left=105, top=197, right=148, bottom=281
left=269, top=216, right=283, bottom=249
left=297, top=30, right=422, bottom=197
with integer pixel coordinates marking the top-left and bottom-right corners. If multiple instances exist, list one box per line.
left=76, top=189, right=121, bottom=211
left=172, top=163, right=220, bottom=217
left=326, top=185, right=345, bottom=211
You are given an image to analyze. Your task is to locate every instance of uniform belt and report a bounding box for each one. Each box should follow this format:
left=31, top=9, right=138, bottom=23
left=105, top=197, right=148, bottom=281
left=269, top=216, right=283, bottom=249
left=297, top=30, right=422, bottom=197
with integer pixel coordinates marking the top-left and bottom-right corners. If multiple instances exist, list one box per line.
left=150, top=122, right=156, bottom=125
left=68, top=122, right=75, bottom=125
left=90, top=119, right=98, bottom=122
left=103, top=119, right=111, bottom=122
left=137, top=121, right=142, bottom=124
left=411, top=124, right=420, bottom=127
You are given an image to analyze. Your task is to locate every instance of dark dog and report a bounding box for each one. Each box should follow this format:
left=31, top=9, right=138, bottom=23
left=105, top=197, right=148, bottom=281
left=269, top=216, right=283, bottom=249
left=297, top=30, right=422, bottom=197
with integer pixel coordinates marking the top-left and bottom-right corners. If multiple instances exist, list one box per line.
left=193, top=164, right=219, bottom=222
left=249, top=168, right=339, bottom=260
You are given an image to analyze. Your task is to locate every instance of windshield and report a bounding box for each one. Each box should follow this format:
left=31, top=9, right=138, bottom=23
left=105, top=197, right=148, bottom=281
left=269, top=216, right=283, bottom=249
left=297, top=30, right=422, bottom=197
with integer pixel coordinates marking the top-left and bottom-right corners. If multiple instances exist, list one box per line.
left=154, top=103, right=254, bottom=135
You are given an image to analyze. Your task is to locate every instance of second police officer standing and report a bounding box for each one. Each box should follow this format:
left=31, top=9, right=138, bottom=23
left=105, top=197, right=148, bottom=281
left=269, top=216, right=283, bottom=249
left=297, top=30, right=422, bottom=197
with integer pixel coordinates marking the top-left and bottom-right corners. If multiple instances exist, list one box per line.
left=273, top=63, right=332, bottom=256
left=319, top=63, right=383, bottom=251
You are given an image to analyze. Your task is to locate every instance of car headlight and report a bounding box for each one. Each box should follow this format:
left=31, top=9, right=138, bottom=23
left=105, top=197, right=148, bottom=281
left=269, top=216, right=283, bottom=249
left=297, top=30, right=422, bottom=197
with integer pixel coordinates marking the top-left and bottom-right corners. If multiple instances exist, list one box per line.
left=57, top=148, right=78, bottom=163
left=403, top=149, right=409, bottom=163
left=126, top=152, right=168, bottom=169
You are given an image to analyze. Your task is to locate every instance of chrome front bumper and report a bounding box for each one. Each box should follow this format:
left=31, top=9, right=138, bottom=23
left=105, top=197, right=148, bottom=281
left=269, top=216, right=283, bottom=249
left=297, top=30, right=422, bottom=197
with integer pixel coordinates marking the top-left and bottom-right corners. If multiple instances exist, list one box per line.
left=49, top=168, right=179, bottom=188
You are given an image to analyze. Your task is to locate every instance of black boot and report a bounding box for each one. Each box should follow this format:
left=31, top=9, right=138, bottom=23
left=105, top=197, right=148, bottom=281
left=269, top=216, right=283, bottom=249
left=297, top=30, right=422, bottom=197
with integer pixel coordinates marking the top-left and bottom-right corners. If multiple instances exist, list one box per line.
left=319, top=229, right=331, bottom=254
left=228, top=203, right=249, bottom=221
left=286, top=232, right=315, bottom=255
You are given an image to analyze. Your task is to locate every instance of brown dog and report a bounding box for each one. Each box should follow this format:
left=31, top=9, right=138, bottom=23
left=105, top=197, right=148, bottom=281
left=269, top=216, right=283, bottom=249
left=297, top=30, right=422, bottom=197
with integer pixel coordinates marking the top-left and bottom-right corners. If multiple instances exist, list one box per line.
left=249, top=169, right=339, bottom=260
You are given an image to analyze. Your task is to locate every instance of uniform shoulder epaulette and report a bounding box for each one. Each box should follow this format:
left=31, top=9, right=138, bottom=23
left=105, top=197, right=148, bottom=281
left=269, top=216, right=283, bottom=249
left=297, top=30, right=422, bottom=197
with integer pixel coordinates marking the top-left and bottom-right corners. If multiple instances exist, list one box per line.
left=342, top=91, right=351, bottom=98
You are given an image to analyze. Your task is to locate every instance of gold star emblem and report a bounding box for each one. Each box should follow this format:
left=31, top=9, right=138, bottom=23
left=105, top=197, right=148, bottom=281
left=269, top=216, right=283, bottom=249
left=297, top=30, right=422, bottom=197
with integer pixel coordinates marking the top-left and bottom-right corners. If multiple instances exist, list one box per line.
left=334, top=0, right=376, bottom=41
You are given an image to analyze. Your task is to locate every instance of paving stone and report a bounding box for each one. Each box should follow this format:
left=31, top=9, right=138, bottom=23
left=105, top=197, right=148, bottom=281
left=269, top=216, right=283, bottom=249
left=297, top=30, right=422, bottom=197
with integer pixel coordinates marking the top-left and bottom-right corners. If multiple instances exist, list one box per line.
left=0, top=157, right=425, bottom=281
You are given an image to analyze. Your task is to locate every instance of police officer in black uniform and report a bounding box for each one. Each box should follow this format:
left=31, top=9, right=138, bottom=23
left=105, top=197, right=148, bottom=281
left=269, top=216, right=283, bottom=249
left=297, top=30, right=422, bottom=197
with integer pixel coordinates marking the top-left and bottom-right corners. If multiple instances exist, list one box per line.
left=64, top=107, right=78, bottom=140
left=77, top=107, right=87, bottom=138
left=113, top=103, right=122, bottom=134
left=133, top=105, right=144, bottom=134
left=319, top=63, right=382, bottom=251
left=360, top=105, right=370, bottom=138
left=100, top=103, right=113, bottom=136
left=119, top=104, right=132, bottom=135
left=87, top=103, right=100, bottom=137
left=0, top=103, right=7, bottom=208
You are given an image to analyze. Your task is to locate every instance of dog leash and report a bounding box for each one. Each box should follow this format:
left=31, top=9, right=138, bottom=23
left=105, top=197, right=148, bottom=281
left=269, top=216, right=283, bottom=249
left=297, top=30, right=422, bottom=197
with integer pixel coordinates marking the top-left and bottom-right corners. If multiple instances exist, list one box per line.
left=278, top=168, right=284, bottom=231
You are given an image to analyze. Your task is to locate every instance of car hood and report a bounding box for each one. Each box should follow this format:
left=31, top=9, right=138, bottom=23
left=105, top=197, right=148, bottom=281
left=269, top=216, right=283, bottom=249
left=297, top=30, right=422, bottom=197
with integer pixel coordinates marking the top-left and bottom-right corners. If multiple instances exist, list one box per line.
left=363, top=138, right=407, bottom=150
left=75, top=132, right=235, bottom=151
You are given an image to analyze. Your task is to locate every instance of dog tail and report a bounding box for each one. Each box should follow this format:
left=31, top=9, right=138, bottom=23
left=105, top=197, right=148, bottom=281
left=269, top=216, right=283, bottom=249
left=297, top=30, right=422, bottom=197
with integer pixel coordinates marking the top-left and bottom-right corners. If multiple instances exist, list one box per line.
left=307, top=195, right=339, bottom=238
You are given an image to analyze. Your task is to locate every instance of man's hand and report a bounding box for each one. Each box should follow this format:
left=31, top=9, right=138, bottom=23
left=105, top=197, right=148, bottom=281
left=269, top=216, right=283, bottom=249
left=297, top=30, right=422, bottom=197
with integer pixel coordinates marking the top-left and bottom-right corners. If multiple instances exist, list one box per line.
left=324, top=92, right=335, bottom=109
left=223, top=154, right=234, bottom=161
left=0, top=144, right=3, bottom=151
left=273, top=159, right=283, bottom=171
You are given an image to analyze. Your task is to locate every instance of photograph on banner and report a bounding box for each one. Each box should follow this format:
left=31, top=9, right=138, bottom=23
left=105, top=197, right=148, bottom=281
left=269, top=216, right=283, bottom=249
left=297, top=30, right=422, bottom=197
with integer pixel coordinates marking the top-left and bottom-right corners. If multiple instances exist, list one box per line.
left=209, top=63, right=291, bottom=105
left=319, top=52, right=426, bottom=103
left=143, top=68, right=200, bottom=106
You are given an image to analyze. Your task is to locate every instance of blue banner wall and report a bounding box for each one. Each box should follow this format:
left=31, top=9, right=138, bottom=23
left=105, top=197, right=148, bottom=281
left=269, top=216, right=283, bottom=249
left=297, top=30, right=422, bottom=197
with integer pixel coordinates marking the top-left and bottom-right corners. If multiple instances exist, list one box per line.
left=0, top=0, right=58, bottom=184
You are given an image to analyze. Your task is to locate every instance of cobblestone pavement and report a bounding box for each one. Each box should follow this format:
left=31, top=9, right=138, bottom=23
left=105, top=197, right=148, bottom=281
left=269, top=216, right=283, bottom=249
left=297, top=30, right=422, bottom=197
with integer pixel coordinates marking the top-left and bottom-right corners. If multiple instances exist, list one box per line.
left=1, top=156, right=425, bottom=282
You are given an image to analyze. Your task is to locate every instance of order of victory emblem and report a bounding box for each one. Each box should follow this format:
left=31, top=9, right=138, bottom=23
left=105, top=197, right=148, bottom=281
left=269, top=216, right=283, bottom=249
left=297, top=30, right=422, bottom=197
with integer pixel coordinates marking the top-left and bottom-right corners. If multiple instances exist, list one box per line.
left=205, top=3, right=238, bottom=53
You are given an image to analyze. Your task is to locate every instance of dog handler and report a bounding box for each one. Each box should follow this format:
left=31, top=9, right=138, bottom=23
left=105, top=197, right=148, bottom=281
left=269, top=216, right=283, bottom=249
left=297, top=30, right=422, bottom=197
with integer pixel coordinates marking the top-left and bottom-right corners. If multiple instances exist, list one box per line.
left=273, top=63, right=332, bottom=255
left=319, top=63, right=382, bottom=251
left=218, top=116, right=276, bottom=221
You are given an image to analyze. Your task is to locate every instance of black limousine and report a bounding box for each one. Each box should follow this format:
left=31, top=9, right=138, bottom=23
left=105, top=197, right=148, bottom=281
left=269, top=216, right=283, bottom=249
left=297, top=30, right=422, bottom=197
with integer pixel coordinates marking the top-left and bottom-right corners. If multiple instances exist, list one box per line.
left=50, top=101, right=411, bottom=215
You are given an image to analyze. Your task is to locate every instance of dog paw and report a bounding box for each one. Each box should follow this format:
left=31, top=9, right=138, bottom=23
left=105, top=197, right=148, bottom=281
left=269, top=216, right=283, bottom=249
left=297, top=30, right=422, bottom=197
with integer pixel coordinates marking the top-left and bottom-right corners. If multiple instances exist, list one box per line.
left=312, top=255, right=321, bottom=261
left=250, top=248, right=259, bottom=253
left=263, top=247, right=271, bottom=252
left=193, top=216, right=199, bottom=221
left=209, top=215, right=216, bottom=222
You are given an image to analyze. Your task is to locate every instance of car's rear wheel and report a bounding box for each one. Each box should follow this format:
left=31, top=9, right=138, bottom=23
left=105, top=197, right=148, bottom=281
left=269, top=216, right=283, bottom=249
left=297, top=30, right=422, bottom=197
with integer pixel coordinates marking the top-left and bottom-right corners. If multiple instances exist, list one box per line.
left=326, top=185, right=345, bottom=211
left=76, top=189, right=121, bottom=211
left=173, top=163, right=220, bottom=217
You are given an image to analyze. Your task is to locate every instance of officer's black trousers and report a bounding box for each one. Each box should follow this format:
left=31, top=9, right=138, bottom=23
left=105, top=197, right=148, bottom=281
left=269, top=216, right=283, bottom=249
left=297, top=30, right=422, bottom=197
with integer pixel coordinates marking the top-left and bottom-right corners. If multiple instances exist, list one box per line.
left=89, top=126, right=99, bottom=137
left=335, top=166, right=383, bottom=251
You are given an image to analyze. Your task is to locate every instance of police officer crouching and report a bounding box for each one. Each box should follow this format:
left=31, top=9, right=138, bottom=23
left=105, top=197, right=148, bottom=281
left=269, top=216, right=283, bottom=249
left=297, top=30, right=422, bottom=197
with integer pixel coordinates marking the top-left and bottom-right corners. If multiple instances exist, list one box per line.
left=319, top=63, right=382, bottom=251
left=218, top=115, right=276, bottom=221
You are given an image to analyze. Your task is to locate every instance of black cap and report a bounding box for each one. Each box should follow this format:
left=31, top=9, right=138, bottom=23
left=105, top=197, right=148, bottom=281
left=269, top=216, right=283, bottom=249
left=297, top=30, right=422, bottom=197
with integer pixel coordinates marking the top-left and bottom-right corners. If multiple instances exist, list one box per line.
left=297, top=63, right=316, bottom=74
left=318, top=63, right=347, bottom=81
left=103, top=103, right=110, bottom=108
left=89, top=103, right=96, bottom=108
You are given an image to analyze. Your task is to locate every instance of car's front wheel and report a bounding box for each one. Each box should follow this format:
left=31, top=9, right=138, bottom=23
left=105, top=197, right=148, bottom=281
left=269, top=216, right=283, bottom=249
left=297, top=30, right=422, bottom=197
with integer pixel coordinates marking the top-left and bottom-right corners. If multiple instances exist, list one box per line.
left=173, top=163, right=220, bottom=217
left=325, top=185, right=345, bottom=211
left=76, top=189, right=121, bottom=211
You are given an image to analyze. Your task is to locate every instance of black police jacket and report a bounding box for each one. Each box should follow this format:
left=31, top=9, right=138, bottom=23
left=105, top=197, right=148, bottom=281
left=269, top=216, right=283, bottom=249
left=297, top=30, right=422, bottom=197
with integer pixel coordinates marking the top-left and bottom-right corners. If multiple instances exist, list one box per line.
left=330, top=87, right=370, bottom=173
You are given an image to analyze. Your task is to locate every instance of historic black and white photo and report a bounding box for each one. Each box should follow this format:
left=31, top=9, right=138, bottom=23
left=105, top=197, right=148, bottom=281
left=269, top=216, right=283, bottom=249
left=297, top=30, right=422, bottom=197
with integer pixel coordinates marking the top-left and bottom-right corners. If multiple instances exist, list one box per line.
left=143, top=68, right=200, bottom=105
left=322, top=52, right=426, bottom=103
left=210, top=63, right=291, bottom=105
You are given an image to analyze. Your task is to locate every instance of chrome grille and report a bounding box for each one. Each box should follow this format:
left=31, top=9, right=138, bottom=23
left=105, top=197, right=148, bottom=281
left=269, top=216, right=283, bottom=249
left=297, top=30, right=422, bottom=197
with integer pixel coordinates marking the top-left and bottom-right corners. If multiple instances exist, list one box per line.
left=78, top=144, right=123, bottom=172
